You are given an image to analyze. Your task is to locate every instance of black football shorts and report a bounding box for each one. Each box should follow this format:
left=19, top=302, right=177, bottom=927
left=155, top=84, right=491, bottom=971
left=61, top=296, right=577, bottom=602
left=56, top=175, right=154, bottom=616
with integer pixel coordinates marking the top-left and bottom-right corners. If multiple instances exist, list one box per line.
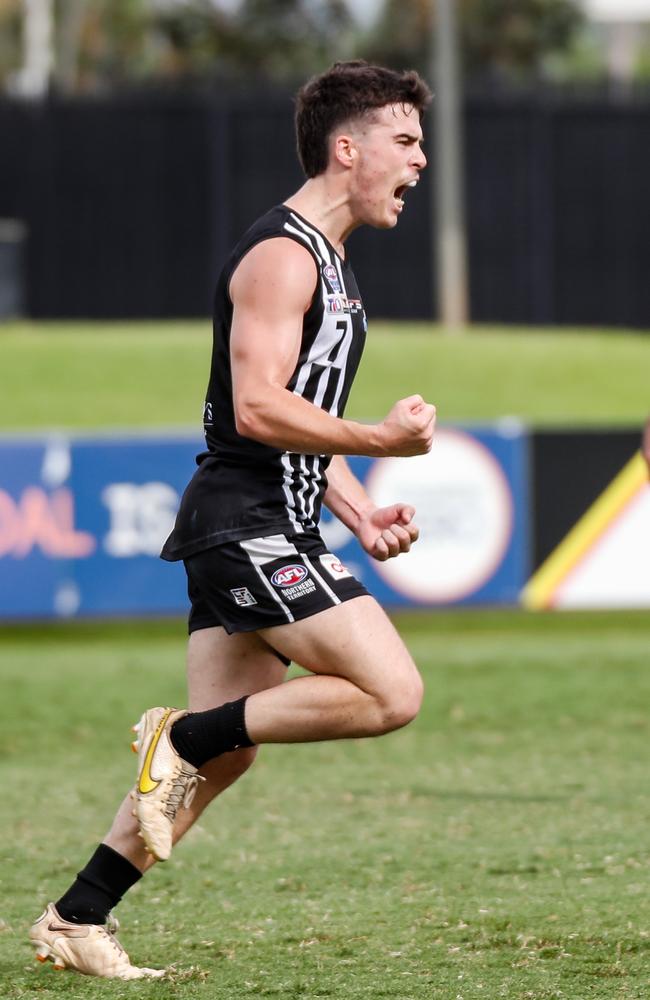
left=184, top=529, right=369, bottom=639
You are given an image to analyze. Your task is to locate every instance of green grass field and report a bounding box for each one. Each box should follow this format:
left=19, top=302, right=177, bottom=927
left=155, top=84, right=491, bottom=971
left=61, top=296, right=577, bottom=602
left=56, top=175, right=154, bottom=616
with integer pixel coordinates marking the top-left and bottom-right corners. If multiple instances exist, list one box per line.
left=1, top=321, right=648, bottom=429
left=1, top=322, right=649, bottom=997
left=2, top=612, right=650, bottom=999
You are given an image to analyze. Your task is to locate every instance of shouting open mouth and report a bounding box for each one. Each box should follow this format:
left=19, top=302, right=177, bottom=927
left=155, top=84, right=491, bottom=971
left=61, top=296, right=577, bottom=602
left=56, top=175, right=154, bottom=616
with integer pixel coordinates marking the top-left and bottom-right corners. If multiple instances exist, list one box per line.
left=393, top=179, right=419, bottom=211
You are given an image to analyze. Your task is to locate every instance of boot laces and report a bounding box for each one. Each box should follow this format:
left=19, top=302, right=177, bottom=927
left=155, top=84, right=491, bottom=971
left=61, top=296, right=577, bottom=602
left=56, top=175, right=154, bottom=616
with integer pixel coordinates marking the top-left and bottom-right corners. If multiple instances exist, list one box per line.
left=163, top=764, right=204, bottom=822
left=99, top=925, right=126, bottom=959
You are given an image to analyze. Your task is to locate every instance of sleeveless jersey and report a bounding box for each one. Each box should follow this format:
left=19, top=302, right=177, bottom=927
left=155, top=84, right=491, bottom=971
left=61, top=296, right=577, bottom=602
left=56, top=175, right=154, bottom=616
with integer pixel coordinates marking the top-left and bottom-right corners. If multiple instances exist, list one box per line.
left=161, top=205, right=367, bottom=561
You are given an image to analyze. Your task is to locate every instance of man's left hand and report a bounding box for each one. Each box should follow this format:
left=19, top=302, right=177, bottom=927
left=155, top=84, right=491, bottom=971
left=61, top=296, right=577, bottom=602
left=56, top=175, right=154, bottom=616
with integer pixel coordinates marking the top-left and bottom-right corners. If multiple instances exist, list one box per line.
left=357, top=504, right=419, bottom=562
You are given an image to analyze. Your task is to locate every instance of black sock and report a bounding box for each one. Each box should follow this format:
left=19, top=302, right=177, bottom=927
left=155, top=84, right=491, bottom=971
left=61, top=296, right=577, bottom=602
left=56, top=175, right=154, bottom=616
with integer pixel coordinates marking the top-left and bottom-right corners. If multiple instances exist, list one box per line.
left=55, top=844, right=142, bottom=925
left=170, top=695, right=254, bottom=769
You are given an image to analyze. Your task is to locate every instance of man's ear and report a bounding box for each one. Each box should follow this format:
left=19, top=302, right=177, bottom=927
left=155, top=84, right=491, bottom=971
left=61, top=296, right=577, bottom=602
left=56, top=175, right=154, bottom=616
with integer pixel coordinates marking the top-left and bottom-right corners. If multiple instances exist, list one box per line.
left=333, top=134, right=357, bottom=169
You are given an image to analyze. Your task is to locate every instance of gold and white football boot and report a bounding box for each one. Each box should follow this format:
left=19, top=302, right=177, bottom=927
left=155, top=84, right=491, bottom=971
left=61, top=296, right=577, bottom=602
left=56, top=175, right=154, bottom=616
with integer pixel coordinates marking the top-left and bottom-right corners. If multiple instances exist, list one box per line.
left=29, top=903, right=165, bottom=979
left=131, top=706, right=203, bottom=862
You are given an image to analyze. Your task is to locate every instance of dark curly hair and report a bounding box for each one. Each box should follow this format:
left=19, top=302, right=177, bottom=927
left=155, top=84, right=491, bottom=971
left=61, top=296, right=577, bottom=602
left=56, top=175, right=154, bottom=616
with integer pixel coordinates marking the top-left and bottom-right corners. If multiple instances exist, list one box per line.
left=295, top=60, right=432, bottom=179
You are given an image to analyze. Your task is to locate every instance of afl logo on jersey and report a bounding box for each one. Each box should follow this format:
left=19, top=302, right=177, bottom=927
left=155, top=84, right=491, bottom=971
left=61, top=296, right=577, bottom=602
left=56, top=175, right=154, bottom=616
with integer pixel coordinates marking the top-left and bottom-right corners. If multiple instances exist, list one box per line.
left=271, top=564, right=309, bottom=588
left=323, top=264, right=341, bottom=294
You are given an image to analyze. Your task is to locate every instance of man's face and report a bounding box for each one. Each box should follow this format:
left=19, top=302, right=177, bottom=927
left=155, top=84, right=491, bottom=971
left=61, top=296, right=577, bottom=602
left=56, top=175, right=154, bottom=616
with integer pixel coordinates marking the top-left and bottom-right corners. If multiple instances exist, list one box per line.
left=347, top=103, right=427, bottom=229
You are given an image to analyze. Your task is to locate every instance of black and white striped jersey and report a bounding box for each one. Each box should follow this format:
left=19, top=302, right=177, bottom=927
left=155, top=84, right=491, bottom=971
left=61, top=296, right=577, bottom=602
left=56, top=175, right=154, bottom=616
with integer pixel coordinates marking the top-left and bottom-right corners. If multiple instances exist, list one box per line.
left=161, top=205, right=367, bottom=561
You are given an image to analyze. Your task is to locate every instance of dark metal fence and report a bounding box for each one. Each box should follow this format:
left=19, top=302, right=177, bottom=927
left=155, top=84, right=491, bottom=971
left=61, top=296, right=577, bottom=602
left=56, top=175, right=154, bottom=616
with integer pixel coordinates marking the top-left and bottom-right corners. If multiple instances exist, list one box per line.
left=2, top=91, right=649, bottom=326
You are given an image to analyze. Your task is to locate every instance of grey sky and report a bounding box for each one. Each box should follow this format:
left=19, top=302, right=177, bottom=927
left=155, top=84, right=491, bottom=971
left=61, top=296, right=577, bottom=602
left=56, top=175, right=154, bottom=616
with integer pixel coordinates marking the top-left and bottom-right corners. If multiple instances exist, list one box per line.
left=201, top=0, right=383, bottom=25
left=163, top=0, right=650, bottom=26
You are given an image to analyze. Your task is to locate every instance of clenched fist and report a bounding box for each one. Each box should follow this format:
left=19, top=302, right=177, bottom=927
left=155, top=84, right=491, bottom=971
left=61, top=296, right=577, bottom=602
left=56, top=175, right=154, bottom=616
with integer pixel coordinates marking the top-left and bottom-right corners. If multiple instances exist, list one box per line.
left=374, top=395, right=436, bottom=457
left=357, top=504, right=419, bottom=561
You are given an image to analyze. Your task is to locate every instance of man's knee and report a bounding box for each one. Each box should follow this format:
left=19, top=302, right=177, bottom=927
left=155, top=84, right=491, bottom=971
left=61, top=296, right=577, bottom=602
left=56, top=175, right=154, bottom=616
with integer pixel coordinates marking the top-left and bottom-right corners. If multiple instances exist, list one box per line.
left=375, top=670, right=424, bottom=734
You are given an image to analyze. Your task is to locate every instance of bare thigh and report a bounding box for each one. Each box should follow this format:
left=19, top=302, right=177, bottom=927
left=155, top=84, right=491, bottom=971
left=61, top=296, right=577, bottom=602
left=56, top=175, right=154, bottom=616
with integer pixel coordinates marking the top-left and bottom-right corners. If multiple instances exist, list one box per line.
left=257, top=594, right=421, bottom=700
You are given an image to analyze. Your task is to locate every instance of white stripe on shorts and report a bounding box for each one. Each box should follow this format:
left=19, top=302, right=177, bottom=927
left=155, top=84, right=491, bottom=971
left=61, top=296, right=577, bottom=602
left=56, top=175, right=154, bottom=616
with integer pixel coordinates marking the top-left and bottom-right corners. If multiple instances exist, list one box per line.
left=238, top=535, right=297, bottom=624
left=301, top=553, right=341, bottom=607
left=240, top=534, right=298, bottom=564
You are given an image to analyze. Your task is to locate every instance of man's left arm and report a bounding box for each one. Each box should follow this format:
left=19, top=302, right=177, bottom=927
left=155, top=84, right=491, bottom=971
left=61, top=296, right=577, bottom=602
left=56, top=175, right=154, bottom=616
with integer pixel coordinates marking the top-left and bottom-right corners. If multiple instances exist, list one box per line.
left=323, top=454, right=419, bottom=562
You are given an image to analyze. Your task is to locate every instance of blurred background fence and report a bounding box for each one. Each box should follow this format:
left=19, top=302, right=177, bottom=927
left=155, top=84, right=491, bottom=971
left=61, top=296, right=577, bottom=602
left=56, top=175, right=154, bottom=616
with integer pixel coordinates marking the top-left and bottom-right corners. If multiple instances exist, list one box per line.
left=2, top=88, right=650, bottom=325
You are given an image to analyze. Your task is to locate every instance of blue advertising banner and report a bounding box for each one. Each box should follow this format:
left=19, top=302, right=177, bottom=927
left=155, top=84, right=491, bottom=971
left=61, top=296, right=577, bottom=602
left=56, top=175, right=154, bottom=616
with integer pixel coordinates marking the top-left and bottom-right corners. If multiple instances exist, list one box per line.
left=0, top=426, right=529, bottom=620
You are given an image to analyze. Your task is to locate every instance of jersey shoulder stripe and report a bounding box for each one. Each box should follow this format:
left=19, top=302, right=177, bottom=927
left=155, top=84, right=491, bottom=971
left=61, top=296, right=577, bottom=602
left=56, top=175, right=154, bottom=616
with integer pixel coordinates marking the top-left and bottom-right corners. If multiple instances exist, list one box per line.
left=285, top=212, right=335, bottom=267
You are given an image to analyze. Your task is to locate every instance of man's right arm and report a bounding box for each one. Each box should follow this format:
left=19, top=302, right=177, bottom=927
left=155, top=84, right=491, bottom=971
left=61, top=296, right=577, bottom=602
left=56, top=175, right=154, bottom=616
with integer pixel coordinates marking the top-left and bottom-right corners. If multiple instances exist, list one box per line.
left=229, top=238, right=435, bottom=458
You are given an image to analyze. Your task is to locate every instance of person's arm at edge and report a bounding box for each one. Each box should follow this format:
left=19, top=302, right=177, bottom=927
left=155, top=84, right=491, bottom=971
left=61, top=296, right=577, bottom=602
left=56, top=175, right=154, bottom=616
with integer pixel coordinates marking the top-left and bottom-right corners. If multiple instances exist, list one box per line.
left=229, top=238, right=435, bottom=459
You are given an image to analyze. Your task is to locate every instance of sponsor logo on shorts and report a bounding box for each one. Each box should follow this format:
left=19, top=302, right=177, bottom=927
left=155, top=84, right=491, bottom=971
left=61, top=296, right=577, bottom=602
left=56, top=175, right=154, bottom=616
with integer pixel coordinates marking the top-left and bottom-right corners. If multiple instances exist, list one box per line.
left=319, top=553, right=352, bottom=580
left=271, top=564, right=308, bottom=588
left=323, top=264, right=341, bottom=294
left=230, top=587, right=257, bottom=607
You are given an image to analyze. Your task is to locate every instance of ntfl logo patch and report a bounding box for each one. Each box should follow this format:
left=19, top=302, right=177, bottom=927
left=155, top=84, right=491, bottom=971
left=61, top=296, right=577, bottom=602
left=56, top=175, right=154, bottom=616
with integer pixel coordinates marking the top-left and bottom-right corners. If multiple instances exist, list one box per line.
left=271, top=564, right=308, bottom=588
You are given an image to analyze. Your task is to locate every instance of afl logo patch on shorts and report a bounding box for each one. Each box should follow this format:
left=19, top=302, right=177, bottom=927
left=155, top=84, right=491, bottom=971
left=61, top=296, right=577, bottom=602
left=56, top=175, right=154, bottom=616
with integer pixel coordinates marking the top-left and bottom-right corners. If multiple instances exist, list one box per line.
left=271, top=564, right=309, bottom=588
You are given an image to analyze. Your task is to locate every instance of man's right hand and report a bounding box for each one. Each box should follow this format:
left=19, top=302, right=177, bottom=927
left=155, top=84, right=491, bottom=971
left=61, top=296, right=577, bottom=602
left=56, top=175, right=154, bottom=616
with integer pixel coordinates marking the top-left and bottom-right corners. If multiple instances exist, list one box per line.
left=375, top=395, right=436, bottom=457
